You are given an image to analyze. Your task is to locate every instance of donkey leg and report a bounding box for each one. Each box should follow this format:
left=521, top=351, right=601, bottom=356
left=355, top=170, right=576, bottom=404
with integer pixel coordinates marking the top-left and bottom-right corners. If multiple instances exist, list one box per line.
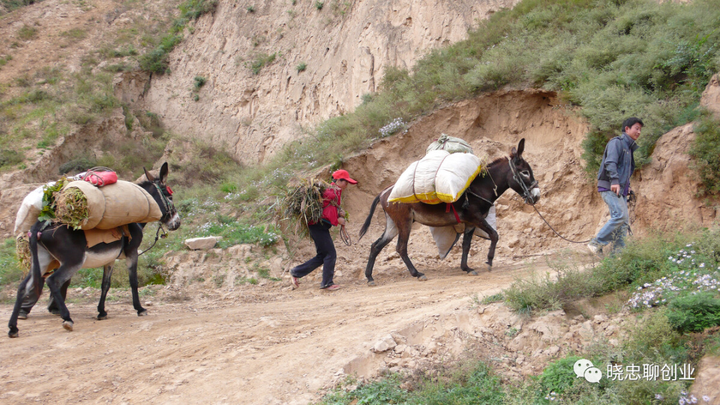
left=97, top=265, right=114, bottom=320
left=460, top=228, right=478, bottom=276
left=365, top=216, right=399, bottom=286
left=475, top=219, right=498, bottom=271
left=8, top=275, right=33, bottom=338
left=396, top=225, right=426, bottom=281
left=127, top=255, right=147, bottom=316
left=46, top=270, right=78, bottom=332
left=47, top=279, right=70, bottom=316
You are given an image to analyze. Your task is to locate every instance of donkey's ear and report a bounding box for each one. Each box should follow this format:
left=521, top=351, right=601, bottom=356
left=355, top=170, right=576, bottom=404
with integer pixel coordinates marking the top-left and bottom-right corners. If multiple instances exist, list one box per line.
left=143, top=167, right=155, bottom=182
left=159, top=162, right=169, bottom=184
left=517, top=138, right=525, bottom=158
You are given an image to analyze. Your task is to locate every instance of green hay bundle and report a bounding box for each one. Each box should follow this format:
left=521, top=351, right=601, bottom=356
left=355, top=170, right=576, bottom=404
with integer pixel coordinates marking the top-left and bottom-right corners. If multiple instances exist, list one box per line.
left=54, top=186, right=89, bottom=230
left=16, top=236, right=31, bottom=276
left=277, top=178, right=330, bottom=237
left=37, top=177, right=68, bottom=225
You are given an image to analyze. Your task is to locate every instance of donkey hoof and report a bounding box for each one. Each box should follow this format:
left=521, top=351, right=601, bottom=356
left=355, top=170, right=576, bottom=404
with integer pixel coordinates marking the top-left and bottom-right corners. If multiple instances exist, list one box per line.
left=468, top=270, right=479, bottom=276
left=367, top=280, right=376, bottom=287
left=97, top=314, right=108, bottom=320
left=18, top=312, right=28, bottom=320
left=62, top=321, right=74, bottom=331
left=8, top=328, right=19, bottom=338
left=486, top=264, right=493, bottom=272
left=138, top=310, right=148, bottom=317
left=418, top=275, right=427, bottom=281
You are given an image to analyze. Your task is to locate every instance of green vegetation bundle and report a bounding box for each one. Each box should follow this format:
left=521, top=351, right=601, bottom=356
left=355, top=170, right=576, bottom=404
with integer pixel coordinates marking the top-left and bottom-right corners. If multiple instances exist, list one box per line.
left=37, top=177, right=69, bottom=225
left=278, top=178, right=330, bottom=236
left=54, top=187, right=89, bottom=230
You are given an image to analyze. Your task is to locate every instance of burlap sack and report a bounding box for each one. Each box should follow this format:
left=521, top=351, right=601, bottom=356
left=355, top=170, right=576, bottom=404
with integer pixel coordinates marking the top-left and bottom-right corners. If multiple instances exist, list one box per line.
left=426, top=134, right=473, bottom=154
left=388, top=150, right=483, bottom=204
left=62, top=180, right=162, bottom=230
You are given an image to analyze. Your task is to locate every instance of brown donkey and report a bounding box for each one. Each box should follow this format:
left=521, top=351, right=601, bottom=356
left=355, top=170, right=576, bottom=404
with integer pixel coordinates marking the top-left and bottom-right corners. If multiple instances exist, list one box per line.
left=358, top=139, right=540, bottom=285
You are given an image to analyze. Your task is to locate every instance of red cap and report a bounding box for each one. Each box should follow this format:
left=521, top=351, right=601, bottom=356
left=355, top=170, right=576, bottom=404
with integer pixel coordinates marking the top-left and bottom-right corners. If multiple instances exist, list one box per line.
left=332, top=169, right=357, bottom=184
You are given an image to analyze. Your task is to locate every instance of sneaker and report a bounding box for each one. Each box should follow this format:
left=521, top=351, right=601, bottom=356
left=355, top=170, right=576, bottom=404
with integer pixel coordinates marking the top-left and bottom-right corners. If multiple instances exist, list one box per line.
left=323, top=284, right=341, bottom=291
left=290, top=276, right=300, bottom=289
left=587, top=242, right=603, bottom=257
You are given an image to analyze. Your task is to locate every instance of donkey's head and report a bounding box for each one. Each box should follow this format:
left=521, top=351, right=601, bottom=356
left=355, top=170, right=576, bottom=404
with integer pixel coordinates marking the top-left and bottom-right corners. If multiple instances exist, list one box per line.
left=507, top=139, right=541, bottom=205
left=142, top=162, right=181, bottom=230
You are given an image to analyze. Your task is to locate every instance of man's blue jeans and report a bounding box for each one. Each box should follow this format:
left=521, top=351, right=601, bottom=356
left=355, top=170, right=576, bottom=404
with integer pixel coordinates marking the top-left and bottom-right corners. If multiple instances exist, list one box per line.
left=592, top=191, right=629, bottom=253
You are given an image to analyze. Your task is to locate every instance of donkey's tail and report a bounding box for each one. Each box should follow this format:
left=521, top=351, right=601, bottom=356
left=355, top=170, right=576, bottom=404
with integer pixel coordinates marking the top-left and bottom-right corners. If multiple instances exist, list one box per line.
left=28, top=222, right=43, bottom=297
left=358, top=194, right=381, bottom=241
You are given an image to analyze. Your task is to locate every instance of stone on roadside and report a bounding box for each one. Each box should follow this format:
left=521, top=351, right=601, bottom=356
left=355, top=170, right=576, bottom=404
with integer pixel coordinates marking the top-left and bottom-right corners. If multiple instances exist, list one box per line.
left=184, top=236, right=221, bottom=250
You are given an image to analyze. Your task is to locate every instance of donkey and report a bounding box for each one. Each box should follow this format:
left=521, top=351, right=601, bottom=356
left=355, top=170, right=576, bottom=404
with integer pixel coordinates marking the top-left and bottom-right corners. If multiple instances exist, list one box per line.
left=8, top=163, right=181, bottom=338
left=358, top=139, right=540, bottom=285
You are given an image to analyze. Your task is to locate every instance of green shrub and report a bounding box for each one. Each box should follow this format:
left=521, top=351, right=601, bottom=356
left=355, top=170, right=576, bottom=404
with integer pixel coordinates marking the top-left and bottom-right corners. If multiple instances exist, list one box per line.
left=59, top=157, right=97, bottom=174
left=690, top=113, right=720, bottom=197
left=296, top=62, right=307, bottom=72
left=193, top=76, right=207, bottom=90
left=139, top=34, right=182, bottom=74
left=0, top=149, right=24, bottom=170
left=315, top=1, right=323, bottom=10
left=178, top=0, right=218, bottom=21
left=249, top=53, right=277, bottom=75
left=537, top=355, right=584, bottom=400
left=246, top=5, right=255, bottom=12
left=666, top=292, right=720, bottom=333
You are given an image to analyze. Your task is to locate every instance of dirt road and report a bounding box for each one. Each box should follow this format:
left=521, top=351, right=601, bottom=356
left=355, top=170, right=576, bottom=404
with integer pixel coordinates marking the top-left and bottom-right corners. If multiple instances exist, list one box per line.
left=0, top=259, right=545, bottom=405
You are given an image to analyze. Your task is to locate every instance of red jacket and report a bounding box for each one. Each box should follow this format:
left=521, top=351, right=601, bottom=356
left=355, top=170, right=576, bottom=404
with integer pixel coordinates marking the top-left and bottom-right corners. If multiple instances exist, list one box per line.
left=316, top=186, right=342, bottom=226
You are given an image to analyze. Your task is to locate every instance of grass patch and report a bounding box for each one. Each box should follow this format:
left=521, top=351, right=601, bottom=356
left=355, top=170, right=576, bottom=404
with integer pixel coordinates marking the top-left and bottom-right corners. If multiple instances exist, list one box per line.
left=0, top=238, right=23, bottom=286
left=505, top=228, right=720, bottom=314
left=17, top=24, right=38, bottom=40
left=197, top=214, right=279, bottom=248
left=248, top=52, right=277, bottom=75
left=322, top=361, right=505, bottom=404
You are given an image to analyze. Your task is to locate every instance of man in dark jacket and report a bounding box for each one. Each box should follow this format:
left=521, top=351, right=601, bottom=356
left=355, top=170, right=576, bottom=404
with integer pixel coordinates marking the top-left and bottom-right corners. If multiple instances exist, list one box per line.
left=588, top=117, right=643, bottom=257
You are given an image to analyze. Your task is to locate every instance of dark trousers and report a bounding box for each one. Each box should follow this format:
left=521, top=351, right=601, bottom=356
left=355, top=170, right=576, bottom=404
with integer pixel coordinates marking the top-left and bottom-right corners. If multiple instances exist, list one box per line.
left=290, top=222, right=336, bottom=288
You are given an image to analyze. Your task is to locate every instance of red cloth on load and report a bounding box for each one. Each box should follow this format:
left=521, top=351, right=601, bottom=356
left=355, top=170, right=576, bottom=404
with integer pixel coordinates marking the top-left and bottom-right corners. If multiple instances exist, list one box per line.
left=83, top=171, right=118, bottom=187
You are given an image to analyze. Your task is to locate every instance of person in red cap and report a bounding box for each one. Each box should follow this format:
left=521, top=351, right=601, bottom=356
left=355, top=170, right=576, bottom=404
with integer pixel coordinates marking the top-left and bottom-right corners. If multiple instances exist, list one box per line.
left=290, top=169, right=357, bottom=291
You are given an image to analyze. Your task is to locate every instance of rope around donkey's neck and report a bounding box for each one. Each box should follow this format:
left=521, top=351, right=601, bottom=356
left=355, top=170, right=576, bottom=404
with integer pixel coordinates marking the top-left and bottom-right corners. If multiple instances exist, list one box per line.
left=531, top=205, right=594, bottom=244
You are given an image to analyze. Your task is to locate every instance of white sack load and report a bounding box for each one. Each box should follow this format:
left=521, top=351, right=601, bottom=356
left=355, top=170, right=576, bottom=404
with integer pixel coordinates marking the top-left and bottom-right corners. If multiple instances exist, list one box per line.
left=58, top=180, right=163, bottom=230
left=14, top=172, right=86, bottom=236
left=426, top=134, right=473, bottom=155
left=388, top=150, right=483, bottom=204
left=429, top=205, right=497, bottom=259
left=14, top=185, right=47, bottom=236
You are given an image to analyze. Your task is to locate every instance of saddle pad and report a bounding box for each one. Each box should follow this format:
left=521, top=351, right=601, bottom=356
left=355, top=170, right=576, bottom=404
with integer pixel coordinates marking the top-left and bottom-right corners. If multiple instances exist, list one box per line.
left=84, top=225, right=131, bottom=248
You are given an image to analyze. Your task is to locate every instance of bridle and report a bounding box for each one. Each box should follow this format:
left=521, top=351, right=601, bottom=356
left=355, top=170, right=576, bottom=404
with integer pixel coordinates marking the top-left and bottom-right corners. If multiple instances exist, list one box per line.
left=507, top=156, right=538, bottom=205
left=152, top=181, right=176, bottom=222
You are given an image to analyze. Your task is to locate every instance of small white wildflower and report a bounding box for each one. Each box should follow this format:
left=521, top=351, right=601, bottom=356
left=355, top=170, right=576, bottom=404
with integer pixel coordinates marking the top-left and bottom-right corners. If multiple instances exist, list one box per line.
left=703, top=396, right=711, bottom=402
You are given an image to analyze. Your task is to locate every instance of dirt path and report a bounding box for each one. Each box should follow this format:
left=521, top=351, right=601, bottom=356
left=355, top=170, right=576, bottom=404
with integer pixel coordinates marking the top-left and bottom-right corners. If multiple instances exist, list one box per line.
left=0, top=259, right=547, bottom=405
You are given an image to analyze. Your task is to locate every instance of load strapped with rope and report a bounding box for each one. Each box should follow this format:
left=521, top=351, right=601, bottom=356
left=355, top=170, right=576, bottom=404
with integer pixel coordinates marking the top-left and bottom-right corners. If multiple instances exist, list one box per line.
left=391, top=134, right=498, bottom=259
left=388, top=150, right=486, bottom=205
left=13, top=168, right=163, bottom=273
